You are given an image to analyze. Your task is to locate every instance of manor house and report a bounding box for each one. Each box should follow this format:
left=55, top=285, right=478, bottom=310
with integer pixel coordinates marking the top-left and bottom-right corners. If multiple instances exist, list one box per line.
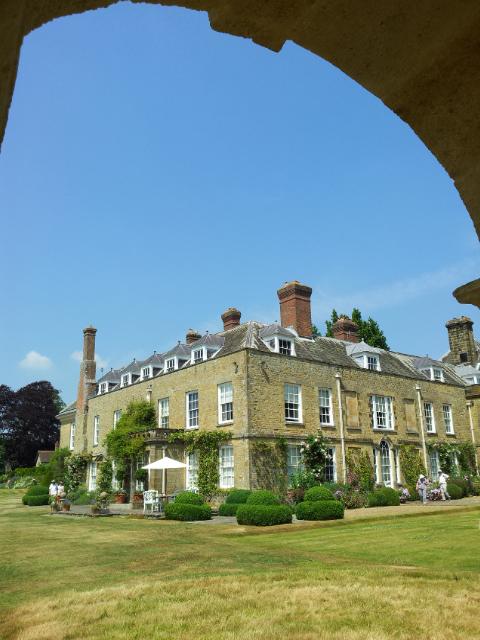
left=58, top=281, right=480, bottom=494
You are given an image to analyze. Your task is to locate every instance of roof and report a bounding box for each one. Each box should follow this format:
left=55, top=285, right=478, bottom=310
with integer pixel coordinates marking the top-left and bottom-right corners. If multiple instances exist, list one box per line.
left=97, top=368, right=122, bottom=383
left=57, top=400, right=76, bottom=417
left=36, top=450, right=54, bottom=463
left=163, top=343, right=191, bottom=360
left=346, top=341, right=383, bottom=356
left=190, top=333, right=225, bottom=350
left=259, top=323, right=296, bottom=339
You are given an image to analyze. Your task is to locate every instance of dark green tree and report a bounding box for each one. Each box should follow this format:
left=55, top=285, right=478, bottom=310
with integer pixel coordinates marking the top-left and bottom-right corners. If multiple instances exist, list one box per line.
left=323, top=308, right=389, bottom=350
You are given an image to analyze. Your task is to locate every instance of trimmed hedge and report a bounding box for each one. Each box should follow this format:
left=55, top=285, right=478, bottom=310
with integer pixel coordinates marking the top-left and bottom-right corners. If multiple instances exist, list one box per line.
left=225, top=489, right=251, bottom=504
left=26, top=494, right=49, bottom=506
left=236, top=504, right=292, bottom=526
left=26, top=485, right=50, bottom=496
left=246, top=490, right=280, bottom=506
left=164, top=503, right=212, bottom=521
left=367, top=487, right=400, bottom=507
left=174, top=491, right=204, bottom=506
left=447, top=483, right=463, bottom=500
left=218, top=503, right=240, bottom=516
left=448, top=478, right=468, bottom=497
left=296, top=500, right=344, bottom=521
left=304, top=486, right=334, bottom=502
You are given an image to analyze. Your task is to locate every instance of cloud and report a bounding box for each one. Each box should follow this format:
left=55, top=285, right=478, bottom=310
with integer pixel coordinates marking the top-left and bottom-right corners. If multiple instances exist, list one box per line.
left=19, top=351, right=52, bottom=370
left=71, top=351, right=109, bottom=369
left=313, top=257, right=480, bottom=318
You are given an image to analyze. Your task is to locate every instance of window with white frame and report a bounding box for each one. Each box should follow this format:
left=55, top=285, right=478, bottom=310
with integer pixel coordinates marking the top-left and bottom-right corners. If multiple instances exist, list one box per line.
left=135, top=455, right=148, bottom=491
left=429, top=449, right=440, bottom=480
left=98, top=382, right=107, bottom=395
left=424, top=402, right=435, bottom=433
left=278, top=339, right=293, bottom=356
left=111, top=460, right=119, bottom=490
left=69, top=422, right=76, bottom=450
left=89, top=461, right=97, bottom=491
left=186, top=391, right=199, bottom=428
left=371, top=395, right=394, bottom=430
left=379, top=441, right=392, bottom=486
left=93, top=415, right=100, bottom=446
left=319, top=388, right=333, bottom=425
left=158, top=398, right=169, bottom=429
left=324, top=447, right=337, bottom=482
left=186, top=451, right=199, bottom=490
left=141, top=365, right=152, bottom=380
left=284, top=384, right=302, bottom=422
left=287, top=444, right=304, bottom=483
left=394, top=448, right=401, bottom=485
left=165, top=358, right=176, bottom=373
left=218, top=382, right=233, bottom=423
left=113, top=409, right=122, bottom=429
left=432, top=367, right=444, bottom=382
left=355, top=354, right=381, bottom=371
left=442, top=404, right=454, bottom=434
left=121, top=373, right=131, bottom=387
left=367, top=355, right=380, bottom=371
left=219, top=445, right=234, bottom=488
left=193, top=348, right=204, bottom=364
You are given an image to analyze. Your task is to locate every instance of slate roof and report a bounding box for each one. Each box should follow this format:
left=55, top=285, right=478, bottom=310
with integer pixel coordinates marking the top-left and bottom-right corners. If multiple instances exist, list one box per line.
left=163, top=343, right=191, bottom=360
left=36, top=450, right=55, bottom=464
left=97, top=368, right=122, bottom=383
left=57, top=400, right=76, bottom=416
left=259, top=323, right=296, bottom=339
left=346, top=341, right=383, bottom=356
left=190, top=333, right=225, bottom=350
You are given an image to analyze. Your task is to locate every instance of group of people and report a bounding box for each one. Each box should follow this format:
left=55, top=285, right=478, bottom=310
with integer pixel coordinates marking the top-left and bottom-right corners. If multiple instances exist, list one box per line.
left=416, top=471, right=450, bottom=504
left=48, top=480, right=66, bottom=501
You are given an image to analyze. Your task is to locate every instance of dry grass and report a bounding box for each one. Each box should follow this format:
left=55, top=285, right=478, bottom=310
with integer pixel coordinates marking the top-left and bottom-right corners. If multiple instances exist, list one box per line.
left=2, top=490, right=480, bottom=640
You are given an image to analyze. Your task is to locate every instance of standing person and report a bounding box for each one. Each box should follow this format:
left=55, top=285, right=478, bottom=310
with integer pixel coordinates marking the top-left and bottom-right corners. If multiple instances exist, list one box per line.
left=48, top=480, right=58, bottom=498
left=438, top=470, right=450, bottom=501
left=416, top=474, right=428, bottom=505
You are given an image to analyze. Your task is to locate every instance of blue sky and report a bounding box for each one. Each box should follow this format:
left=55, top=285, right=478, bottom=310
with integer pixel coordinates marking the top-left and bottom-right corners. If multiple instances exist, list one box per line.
left=1, top=3, right=478, bottom=403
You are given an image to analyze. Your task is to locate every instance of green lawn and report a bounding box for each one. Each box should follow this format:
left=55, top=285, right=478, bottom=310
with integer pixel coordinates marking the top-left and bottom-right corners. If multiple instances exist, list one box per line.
left=1, top=490, right=480, bottom=639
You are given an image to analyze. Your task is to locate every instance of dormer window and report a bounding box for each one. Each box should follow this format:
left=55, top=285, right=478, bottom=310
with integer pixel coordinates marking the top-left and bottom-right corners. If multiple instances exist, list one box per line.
left=421, top=367, right=444, bottom=382
left=98, top=382, right=108, bottom=395
left=141, top=365, right=152, bottom=380
left=165, top=358, right=176, bottom=373
left=264, top=336, right=295, bottom=356
left=354, top=354, right=380, bottom=371
left=121, top=373, right=131, bottom=387
left=192, top=348, right=206, bottom=364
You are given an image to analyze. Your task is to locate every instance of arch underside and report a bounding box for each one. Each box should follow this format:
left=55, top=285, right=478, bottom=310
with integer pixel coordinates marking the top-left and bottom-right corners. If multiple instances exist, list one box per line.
left=1, top=0, right=479, bottom=303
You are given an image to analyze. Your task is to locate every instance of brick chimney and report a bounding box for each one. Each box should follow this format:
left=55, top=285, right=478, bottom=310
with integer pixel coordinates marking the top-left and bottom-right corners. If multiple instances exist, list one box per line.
left=76, top=326, right=97, bottom=414
left=221, top=307, right=241, bottom=331
left=332, top=316, right=359, bottom=343
left=277, top=281, right=313, bottom=337
left=444, top=316, right=477, bottom=364
left=186, top=329, right=202, bottom=344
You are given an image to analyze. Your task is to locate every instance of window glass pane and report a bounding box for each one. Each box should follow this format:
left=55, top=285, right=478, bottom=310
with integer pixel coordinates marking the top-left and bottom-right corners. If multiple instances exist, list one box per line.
left=159, top=398, right=169, bottom=428
left=287, top=445, right=304, bottom=484
left=219, top=383, right=233, bottom=422
left=187, top=452, right=199, bottom=490
left=324, top=447, right=336, bottom=482
left=380, top=442, right=391, bottom=486
left=279, top=339, right=292, bottom=355
left=429, top=450, right=439, bottom=480
left=187, top=392, right=199, bottom=428
left=319, top=388, right=332, bottom=424
left=284, top=384, right=300, bottom=421
left=442, top=404, right=453, bottom=433
left=219, top=445, right=234, bottom=488
left=424, top=403, right=435, bottom=432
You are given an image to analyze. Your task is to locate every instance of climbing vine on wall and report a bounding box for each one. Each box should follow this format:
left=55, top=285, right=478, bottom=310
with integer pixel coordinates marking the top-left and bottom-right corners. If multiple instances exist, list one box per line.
left=429, top=441, right=477, bottom=475
left=64, top=452, right=91, bottom=494
left=399, top=445, right=425, bottom=493
left=96, top=458, right=113, bottom=496
left=170, top=430, right=232, bottom=498
left=345, top=448, right=375, bottom=491
left=105, top=400, right=156, bottom=473
left=250, top=438, right=288, bottom=496
left=301, top=434, right=331, bottom=482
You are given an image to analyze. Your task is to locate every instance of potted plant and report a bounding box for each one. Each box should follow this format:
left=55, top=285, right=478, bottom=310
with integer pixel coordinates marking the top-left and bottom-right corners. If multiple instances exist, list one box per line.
left=62, top=498, right=71, bottom=512
left=50, top=497, right=60, bottom=513
left=114, top=488, right=127, bottom=504
left=91, top=491, right=110, bottom=515
left=134, top=468, right=148, bottom=485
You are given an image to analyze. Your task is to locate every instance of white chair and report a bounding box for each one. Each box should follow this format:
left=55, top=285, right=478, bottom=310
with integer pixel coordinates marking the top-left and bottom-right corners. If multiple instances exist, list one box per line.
left=143, top=490, right=160, bottom=514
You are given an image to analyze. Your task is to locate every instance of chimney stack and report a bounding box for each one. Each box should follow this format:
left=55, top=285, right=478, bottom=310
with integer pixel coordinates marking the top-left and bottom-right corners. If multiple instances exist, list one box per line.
left=186, top=329, right=202, bottom=344
left=76, top=326, right=97, bottom=414
left=444, top=316, right=476, bottom=364
left=332, top=316, right=359, bottom=343
left=221, top=307, right=241, bottom=331
left=277, top=281, right=313, bottom=337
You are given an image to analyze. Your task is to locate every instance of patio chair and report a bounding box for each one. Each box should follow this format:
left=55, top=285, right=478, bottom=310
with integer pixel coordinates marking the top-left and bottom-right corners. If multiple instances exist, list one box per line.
left=143, top=490, right=160, bottom=514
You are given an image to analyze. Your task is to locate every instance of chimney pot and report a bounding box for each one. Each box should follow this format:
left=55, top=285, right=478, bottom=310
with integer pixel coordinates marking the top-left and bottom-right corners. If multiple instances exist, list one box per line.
left=277, top=281, right=313, bottom=337
left=332, top=316, right=359, bottom=343
left=221, top=307, right=241, bottom=331
left=444, top=316, right=476, bottom=365
left=186, top=329, right=202, bottom=344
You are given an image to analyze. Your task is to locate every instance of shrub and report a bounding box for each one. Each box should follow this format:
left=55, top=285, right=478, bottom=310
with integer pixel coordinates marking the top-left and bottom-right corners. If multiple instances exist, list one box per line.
left=367, top=487, right=400, bottom=507
left=304, top=486, right=334, bottom=502
left=73, top=491, right=95, bottom=505
left=25, top=485, right=49, bottom=496
left=236, top=504, right=292, bottom=526
left=296, top=500, right=344, bottom=521
left=13, top=476, right=37, bottom=489
left=246, top=490, right=280, bottom=506
left=225, top=489, right=251, bottom=504
left=447, top=483, right=463, bottom=500
left=164, top=503, right=212, bottom=521
left=174, top=491, right=204, bottom=506
left=26, top=494, right=49, bottom=506
left=218, top=503, right=240, bottom=516
left=472, top=479, right=480, bottom=496
left=448, top=477, right=468, bottom=497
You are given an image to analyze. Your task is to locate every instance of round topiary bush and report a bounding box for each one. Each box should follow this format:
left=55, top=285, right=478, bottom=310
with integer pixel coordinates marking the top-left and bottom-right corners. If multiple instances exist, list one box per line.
left=367, top=487, right=400, bottom=507
left=164, top=503, right=212, bottom=521
left=296, top=500, right=344, bottom=521
left=26, top=485, right=50, bottom=496
left=303, top=486, right=335, bottom=502
left=26, top=494, right=50, bottom=506
left=447, top=482, right=463, bottom=500
left=218, top=503, right=240, bottom=516
left=236, top=504, right=292, bottom=526
left=174, top=491, right=204, bottom=506
left=225, top=489, right=251, bottom=504
left=246, top=490, right=280, bottom=506
left=448, top=478, right=468, bottom=497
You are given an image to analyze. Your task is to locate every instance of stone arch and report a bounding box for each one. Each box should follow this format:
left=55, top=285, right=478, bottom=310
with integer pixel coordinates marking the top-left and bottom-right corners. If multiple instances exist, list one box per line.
left=1, top=1, right=479, bottom=303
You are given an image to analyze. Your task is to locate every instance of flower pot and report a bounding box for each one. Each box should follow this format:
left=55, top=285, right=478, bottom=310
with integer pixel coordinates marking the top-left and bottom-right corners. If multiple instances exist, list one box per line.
left=132, top=492, right=144, bottom=503
left=62, top=504, right=71, bottom=512
left=115, top=494, right=127, bottom=504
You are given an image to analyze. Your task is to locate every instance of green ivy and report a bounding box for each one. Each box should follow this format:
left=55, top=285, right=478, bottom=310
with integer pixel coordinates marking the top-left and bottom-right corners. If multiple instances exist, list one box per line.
left=250, top=439, right=288, bottom=496
left=64, top=452, right=91, bottom=495
left=429, top=441, right=477, bottom=475
left=346, top=448, right=375, bottom=491
left=169, top=430, right=232, bottom=498
left=96, top=458, right=113, bottom=496
left=301, top=434, right=332, bottom=482
left=399, top=445, right=425, bottom=493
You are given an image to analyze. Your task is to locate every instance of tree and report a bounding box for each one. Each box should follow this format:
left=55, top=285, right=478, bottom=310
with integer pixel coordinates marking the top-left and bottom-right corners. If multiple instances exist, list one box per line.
left=324, top=308, right=389, bottom=350
left=0, top=381, right=63, bottom=469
